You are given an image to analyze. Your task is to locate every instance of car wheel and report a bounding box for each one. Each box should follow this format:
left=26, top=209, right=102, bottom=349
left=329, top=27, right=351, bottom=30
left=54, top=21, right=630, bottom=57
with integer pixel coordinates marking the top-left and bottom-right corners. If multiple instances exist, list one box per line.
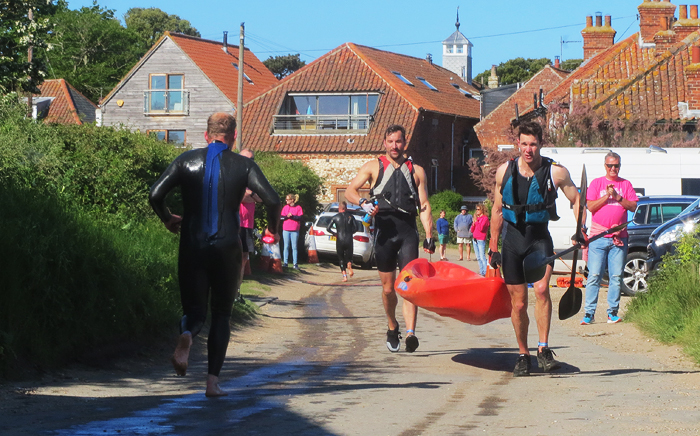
left=622, top=252, right=648, bottom=296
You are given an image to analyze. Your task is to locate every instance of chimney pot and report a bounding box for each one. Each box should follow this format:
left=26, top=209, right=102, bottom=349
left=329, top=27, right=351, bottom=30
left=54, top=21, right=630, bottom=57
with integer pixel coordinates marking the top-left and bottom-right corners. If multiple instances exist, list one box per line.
left=693, top=45, right=700, bottom=63
left=554, top=56, right=560, bottom=68
left=605, top=15, right=612, bottom=27
left=586, top=16, right=593, bottom=27
left=595, top=12, right=603, bottom=27
left=680, top=5, right=688, bottom=20
left=692, top=5, right=698, bottom=19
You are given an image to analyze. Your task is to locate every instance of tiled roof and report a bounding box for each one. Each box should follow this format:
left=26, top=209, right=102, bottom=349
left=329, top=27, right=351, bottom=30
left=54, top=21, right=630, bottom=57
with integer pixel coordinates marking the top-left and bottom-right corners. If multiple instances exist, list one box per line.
left=475, top=65, right=570, bottom=149
left=168, top=33, right=278, bottom=104
left=242, top=43, right=480, bottom=154
left=101, top=32, right=277, bottom=106
left=36, top=79, right=96, bottom=125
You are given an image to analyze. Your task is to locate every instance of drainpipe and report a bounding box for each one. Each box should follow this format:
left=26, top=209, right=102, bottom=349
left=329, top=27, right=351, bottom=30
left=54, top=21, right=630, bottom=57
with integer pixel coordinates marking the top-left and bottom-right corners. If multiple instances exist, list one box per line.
left=451, top=116, right=456, bottom=190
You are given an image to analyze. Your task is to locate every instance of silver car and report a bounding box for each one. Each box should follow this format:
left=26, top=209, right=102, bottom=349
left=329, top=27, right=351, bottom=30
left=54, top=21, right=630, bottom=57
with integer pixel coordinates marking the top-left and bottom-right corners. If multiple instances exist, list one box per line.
left=307, top=208, right=375, bottom=269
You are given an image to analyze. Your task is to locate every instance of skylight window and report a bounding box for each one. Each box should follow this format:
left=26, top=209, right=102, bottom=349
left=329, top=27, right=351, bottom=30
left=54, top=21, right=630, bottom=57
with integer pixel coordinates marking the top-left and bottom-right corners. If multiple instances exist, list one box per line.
left=451, top=83, right=472, bottom=97
left=416, top=77, right=438, bottom=91
left=232, top=63, right=254, bottom=84
left=391, top=71, right=414, bottom=86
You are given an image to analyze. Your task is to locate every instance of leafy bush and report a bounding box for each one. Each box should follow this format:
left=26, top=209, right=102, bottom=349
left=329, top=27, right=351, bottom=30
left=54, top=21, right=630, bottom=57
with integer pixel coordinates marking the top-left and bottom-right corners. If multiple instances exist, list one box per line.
left=627, top=230, right=700, bottom=364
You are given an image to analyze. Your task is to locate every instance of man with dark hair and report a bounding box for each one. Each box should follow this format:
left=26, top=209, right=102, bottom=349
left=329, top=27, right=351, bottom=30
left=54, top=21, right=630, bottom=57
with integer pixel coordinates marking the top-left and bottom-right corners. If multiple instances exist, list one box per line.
left=345, top=124, right=434, bottom=353
left=149, top=112, right=281, bottom=396
left=327, top=201, right=356, bottom=282
left=581, top=152, right=637, bottom=325
left=489, top=121, right=582, bottom=376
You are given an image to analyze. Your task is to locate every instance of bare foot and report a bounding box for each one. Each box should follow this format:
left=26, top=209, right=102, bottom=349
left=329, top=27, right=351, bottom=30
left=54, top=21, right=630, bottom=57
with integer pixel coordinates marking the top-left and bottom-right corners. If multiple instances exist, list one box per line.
left=347, top=263, right=354, bottom=277
left=171, top=332, right=192, bottom=376
left=205, top=374, right=228, bottom=397
left=342, top=274, right=348, bottom=282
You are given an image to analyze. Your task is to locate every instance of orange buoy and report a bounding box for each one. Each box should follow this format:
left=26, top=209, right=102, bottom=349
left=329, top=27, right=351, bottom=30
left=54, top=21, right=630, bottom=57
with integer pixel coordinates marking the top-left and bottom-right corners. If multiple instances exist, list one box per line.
left=395, top=258, right=512, bottom=325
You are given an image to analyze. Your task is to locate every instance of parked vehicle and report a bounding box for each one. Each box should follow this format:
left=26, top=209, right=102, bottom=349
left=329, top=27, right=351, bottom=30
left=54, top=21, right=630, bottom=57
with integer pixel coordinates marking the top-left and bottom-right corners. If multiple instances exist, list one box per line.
left=621, top=196, right=698, bottom=295
left=647, top=198, right=700, bottom=275
left=307, top=208, right=375, bottom=269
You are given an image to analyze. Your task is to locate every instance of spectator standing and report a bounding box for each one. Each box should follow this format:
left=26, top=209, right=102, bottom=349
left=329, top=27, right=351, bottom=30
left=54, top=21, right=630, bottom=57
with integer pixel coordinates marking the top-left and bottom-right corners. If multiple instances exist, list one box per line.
left=437, top=210, right=450, bottom=260
left=470, top=204, right=489, bottom=276
left=454, top=206, right=473, bottom=261
left=582, top=152, right=638, bottom=325
left=238, top=149, right=261, bottom=287
left=281, top=193, right=303, bottom=269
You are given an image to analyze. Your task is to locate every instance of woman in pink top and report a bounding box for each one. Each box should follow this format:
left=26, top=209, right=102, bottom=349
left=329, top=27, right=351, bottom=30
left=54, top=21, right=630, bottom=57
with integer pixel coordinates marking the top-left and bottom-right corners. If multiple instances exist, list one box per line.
left=281, top=193, right=303, bottom=269
left=470, top=204, right=490, bottom=276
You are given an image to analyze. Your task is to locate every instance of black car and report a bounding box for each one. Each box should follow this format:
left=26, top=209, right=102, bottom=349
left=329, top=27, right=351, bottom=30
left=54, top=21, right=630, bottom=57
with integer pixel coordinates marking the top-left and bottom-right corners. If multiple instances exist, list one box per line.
left=647, top=198, right=700, bottom=274
left=622, top=196, right=699, bottom=295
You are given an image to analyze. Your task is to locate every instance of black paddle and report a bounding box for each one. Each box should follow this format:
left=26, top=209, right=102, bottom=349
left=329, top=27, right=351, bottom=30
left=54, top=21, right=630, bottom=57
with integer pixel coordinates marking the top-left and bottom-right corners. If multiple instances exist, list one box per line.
left=522, top=220, right=630, bottom=283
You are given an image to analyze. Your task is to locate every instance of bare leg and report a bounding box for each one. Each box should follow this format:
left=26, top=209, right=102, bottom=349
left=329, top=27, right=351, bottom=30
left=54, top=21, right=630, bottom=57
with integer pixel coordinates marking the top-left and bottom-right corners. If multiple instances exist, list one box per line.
left=403, top=298, right=418, bottom=334
left=205, top=374, right=228, bottom=397
left=379, top=271, right=399, bottom=330
left=466, top=242, right=472, bottom=261
left=506, top=283, right=530, bottom=355
left=172, top=331, right=192, bottom=376
left=533, top=265, right=554, bottom=352
left=347, top=262, right=354, bottom=277
left=440, top=243, right=447, bottom=259
left=458, top=243, right=464, bottom=260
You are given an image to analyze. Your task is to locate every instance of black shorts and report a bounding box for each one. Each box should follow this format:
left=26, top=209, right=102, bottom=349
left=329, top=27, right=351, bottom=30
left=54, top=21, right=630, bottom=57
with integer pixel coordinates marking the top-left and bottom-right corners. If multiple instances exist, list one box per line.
left=374, top=213, right=419, bottom=273
left=501, top=222, right=554, bottom=285
left=239, top=227, right=254, bottom=253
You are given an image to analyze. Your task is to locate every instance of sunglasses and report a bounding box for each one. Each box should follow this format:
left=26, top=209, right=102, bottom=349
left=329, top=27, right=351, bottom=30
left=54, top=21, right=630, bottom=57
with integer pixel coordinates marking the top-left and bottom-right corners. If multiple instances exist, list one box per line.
left=606, top=164, right=620, bottom=169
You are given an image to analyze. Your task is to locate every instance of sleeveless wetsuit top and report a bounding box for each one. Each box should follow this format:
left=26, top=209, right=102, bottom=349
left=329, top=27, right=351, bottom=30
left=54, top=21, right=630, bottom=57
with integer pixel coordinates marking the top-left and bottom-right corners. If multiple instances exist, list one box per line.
left=500, top=156, right=559, bottom=226
left=370, top=156, right=419, bottom=216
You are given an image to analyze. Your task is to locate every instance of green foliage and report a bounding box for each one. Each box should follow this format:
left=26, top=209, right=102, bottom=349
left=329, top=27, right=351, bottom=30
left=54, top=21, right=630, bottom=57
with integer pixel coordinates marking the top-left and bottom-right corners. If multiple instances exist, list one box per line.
left=0, top=0, right=60, bottom=94
left=559, top=58, right=583, bottom=71
left=124, top=7, right=200, bottom=51
left=263, top=54, right=306, bottom=79
left=429, top=190, right=464, bottom=244
left=474, top=57, right=552, bottom=86
left=255, top=151, right=323, bottom=228
left=44, top=3, right=143, bottom=103
left=627, top=230, right=700, bottom=364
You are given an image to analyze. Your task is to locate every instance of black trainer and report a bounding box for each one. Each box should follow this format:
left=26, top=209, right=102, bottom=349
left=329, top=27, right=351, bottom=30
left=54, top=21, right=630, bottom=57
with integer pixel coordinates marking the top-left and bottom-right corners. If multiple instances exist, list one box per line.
left=513, top=354, right=531, bottom=377
left=537, top=347, right=561, bottom=372
left=405, top=335, right=419, bottom=353
left=386, top=326, right=401, bottom=352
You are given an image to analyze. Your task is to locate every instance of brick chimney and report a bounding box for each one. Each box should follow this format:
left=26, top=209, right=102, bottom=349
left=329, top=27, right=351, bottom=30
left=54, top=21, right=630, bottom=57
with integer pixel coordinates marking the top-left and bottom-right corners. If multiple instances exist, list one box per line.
left=554, top=56, right=560, bottom=69
left=683, top=45, right=700, bottom=115
left=581, top=13, right=617, bottom=61
left=488, top=65, right=499, bottom=89
left=654, top=12, right=677, bottom=53
left=638, top=1, right=677, bottom=44
left=674, top=5, right=700, bottom=41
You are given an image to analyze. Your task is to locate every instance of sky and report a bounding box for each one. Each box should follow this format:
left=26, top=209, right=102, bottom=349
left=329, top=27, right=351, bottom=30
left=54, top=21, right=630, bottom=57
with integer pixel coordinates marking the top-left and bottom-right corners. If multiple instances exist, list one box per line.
left=68, top=0, right=643, bottom=77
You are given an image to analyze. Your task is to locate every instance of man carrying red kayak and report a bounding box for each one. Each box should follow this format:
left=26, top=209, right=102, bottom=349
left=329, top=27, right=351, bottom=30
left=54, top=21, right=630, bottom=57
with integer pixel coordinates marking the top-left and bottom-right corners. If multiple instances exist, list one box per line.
left=489, top=121, right=583, bottom=377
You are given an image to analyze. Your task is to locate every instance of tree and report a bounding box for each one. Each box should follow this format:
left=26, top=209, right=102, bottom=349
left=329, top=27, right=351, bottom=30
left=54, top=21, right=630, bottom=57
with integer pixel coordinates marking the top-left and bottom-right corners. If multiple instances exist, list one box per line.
left=44, top=4, right=143, bottom=103
left=474, top=57, right=552, bottom=86
left=124, top=7, right=200, bottom=51
left=263, top=54, right=306, bottom=80
left=560, top=59, right=583, bottom=71
left=0, top=0, right=59, bottom=94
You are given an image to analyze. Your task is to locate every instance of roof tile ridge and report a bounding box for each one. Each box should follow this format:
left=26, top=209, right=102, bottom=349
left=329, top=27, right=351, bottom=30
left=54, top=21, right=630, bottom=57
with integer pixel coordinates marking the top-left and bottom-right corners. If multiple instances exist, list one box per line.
left=59, top=78, right=82, bottom=124
left=100, top=33, right=171, bottom=106
left=478, top=66, right=562, bottom=125
left=243, top=44, right=352, bottom=108
left=347, top=43, right=421, bottom=113
left=591, top=30, right=700, bottom=110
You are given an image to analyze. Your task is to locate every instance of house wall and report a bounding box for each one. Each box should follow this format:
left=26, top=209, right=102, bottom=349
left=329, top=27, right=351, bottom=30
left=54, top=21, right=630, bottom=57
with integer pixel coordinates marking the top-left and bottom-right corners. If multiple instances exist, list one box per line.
left=100, top=38, right=235, bottom=148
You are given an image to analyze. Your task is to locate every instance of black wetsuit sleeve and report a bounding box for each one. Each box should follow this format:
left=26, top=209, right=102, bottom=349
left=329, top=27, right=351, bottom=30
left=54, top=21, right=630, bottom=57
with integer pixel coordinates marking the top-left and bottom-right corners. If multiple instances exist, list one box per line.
left=247, top=162, right=281, bottom=232
left=149, top=157, right=182, bottom=222
left=327, top=214, right=339, bottom=236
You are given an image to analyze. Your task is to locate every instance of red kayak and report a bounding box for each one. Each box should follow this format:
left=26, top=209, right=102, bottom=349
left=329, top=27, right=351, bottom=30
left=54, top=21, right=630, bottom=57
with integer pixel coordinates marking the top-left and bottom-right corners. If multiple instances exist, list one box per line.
left=395, top=258, right=512, bottom=325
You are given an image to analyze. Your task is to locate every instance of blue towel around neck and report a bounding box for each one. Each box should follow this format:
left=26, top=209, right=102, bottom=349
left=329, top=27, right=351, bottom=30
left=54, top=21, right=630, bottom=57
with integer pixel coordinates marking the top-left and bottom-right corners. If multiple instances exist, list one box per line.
left=202, top=142, right=229, bottom=238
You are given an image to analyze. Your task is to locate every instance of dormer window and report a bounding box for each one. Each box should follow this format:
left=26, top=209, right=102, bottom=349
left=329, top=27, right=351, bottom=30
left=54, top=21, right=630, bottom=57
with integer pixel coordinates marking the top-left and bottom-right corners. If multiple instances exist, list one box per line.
left=274, top=92, right=380, bottom=134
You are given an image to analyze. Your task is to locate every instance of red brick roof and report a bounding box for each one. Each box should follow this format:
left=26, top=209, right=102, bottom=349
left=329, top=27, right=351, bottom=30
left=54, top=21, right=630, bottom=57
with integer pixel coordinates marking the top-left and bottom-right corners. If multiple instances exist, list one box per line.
left=36, top=79, right=96, bottom=125
left=168, top=33, right=278, bottom=104
left=475, top=65, right=570, bottom=149
left=101, top=32, right=277, bottom=106
left=242, top=43, right=480, bottom=154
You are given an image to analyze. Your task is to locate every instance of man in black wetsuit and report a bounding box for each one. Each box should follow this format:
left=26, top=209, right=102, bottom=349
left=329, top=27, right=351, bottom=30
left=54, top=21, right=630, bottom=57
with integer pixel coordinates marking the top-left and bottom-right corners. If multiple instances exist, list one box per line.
left=149, top=112, right=281, bottom=397
left=327, top=201, right=356, bottom=282
left=489, top=121, right=581, bottom=377
left=345, top=124, right=434, bottom=353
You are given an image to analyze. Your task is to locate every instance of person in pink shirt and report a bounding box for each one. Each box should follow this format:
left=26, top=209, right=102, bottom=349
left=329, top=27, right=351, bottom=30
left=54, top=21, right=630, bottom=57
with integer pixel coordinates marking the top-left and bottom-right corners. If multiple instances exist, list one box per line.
left=281, top=193, right=304, bottom=269
left=470, top=204, right=490, bottom=276
left=581, top=152, right=638, bottom=325
left=238, top=149, right=261, bottom=291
